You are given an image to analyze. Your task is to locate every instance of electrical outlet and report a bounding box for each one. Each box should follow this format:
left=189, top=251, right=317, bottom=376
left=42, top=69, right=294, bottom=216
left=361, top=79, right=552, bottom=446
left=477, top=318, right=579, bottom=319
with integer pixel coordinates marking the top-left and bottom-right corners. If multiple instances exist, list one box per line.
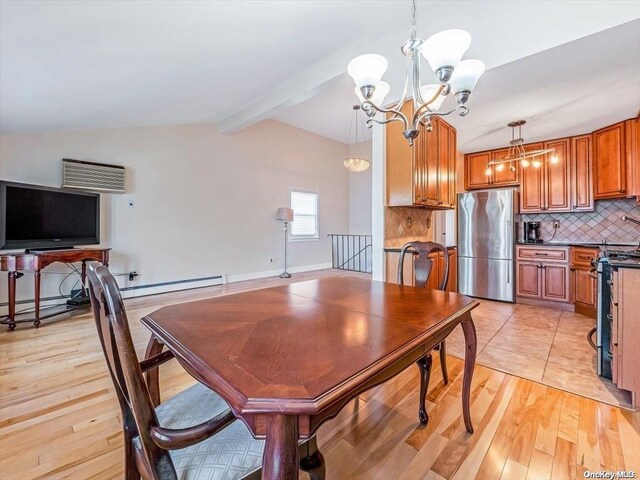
left=269, top=257, right=274, bottom=263
left=553, top=220, right=560, bottom=229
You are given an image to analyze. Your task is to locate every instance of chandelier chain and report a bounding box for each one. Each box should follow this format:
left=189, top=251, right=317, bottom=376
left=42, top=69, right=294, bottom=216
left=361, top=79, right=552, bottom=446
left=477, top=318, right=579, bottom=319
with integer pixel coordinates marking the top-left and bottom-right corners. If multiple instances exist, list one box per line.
left=410, top=0, right=417, bottom=39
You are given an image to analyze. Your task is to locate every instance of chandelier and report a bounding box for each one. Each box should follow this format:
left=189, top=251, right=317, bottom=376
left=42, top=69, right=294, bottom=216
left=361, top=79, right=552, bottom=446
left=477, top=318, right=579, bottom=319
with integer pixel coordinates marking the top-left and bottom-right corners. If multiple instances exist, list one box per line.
left=344, top=105, right=370, bottom=172
left=485, top=120, right=558, bottom=176
left=347, top=0, right=485, bottom=146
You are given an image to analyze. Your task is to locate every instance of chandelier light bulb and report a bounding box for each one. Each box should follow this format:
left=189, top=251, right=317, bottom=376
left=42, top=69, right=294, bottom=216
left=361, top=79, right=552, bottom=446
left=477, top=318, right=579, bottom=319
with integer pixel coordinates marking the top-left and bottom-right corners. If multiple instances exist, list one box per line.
left=509, top=165, right=517, bottom=173
left=347, top=54, right=388, bottom=88
left=521, top=159, right=531, bottom=168
left=449, top=59, right=486, bottom=94
left=532, top=159, right=542, bottom=168
left=550, top=155, right=559, bottom=164
left=422, top=29, right=471, bottom=73
left=485, top=167, right=492, bottom=176
left=355, top=81, right=390, bottom=106
left=495, top=163, right=505, bottom=172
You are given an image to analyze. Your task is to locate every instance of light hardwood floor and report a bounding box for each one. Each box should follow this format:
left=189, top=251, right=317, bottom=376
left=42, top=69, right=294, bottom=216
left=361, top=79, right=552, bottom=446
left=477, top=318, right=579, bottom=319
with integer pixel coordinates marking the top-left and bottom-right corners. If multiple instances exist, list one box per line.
left=1, top=270, right=639, bottom=480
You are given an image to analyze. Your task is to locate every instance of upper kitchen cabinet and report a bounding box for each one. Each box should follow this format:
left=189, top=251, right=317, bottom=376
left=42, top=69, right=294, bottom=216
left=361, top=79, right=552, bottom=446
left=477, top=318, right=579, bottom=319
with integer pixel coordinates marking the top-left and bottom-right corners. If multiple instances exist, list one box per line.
left=520, top=139, right=571, bottom=213
left=464, top=148, right=518, bottom=189
left=544, top=137, right=571, bottom=211
left=626, top=118, right=640, bottom=205
left=593, top=121, right=627, bottom=199
left=386, top=100, right=457, bottom=208
left=465, top=151, right=492, bottom=189
left=571, top=134, right=594, bottom=211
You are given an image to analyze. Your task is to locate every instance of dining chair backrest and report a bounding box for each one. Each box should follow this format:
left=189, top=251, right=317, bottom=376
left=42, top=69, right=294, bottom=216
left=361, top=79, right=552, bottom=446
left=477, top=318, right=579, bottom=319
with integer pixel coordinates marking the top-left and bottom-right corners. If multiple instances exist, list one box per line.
left=397, top=241, right=449, bottom=290
left=87, top=264, right=175, bottom=478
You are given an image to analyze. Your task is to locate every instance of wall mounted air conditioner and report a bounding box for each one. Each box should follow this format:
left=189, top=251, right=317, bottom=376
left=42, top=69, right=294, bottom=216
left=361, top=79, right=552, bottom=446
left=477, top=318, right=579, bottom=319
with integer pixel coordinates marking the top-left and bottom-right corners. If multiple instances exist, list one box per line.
left=62, top=158, right=125, bottom=193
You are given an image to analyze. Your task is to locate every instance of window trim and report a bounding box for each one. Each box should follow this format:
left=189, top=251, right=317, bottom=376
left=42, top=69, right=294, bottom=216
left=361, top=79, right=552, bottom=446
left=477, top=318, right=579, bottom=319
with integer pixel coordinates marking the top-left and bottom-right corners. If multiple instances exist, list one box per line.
left=289, top=188, right=319, bottom=241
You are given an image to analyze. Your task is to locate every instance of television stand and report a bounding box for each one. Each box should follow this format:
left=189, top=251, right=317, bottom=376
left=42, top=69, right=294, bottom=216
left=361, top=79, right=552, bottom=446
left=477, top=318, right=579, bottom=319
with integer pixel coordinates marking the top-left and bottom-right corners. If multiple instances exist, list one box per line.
left=0, top=248, right=110, bottom=331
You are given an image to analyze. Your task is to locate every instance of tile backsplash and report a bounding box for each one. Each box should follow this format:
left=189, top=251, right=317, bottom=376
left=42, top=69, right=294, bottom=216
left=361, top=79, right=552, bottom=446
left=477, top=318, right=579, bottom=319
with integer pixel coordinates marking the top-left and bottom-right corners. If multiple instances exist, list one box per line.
left=519, top=198, right=640, bottom=244
left=384, top=206, right=433, bottom=247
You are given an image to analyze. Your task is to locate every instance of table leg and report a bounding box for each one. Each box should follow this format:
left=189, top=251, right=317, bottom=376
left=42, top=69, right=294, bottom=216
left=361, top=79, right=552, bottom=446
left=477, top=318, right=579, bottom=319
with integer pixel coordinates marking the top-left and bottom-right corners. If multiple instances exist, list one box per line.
left=461, top=314, right=477, bottom=434
left=7, top=272, right=17, bottom=331
left=416, top=353, right=433, bottom=425
left=34, top=271, right=41, bottom=327
left=262, top=415, right=300, bottom=480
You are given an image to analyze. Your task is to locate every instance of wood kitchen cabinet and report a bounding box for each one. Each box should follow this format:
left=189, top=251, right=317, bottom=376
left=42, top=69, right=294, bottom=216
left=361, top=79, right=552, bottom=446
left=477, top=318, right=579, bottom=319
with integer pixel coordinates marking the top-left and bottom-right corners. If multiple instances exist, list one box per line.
left=593, top=121, right=627, bottom=199
left=386, top=101, right=457, bottom=208
left=465, top=151, right=492, bottom=189
left=516, top=246, right=570, bottom=305
left=571, top=134, right=594, bottom=211
left=464, top=148, right=519, bottom=189
left=520, top=139, right=571, bottom=213
left=569, top=247, right=598, bottom=318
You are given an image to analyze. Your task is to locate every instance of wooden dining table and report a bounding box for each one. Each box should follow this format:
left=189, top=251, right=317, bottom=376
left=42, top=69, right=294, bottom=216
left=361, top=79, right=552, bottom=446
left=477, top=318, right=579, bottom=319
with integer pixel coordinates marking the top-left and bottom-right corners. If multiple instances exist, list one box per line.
left=141, top=276, right=479, bottom=479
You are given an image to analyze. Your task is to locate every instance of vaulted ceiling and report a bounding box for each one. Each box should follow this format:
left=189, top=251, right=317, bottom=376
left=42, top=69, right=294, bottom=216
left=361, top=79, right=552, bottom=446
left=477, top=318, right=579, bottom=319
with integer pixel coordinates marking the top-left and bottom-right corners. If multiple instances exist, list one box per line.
left=1, top=1, right=639, bottom=153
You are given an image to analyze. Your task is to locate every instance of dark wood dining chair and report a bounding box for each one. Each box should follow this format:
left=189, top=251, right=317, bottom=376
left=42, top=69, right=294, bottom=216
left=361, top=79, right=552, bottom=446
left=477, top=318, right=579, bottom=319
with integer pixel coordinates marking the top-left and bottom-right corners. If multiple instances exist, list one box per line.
left=87, top=264, right=325, bottom=480
left=397, top=241, right=450, bottom=425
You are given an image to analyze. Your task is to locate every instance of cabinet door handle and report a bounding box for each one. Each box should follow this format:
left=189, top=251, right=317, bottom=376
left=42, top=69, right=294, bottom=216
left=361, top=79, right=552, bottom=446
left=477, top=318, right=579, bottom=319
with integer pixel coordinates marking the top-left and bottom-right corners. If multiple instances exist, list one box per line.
left=534, top=253, right=549, bottom=256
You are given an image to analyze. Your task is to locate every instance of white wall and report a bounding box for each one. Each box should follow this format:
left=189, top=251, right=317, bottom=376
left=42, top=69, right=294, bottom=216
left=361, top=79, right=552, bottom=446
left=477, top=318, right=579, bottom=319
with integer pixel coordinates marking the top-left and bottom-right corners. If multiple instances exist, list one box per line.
left=348, top=140, right=372, bottom=235
left=0, top=120, right=349, bottom=306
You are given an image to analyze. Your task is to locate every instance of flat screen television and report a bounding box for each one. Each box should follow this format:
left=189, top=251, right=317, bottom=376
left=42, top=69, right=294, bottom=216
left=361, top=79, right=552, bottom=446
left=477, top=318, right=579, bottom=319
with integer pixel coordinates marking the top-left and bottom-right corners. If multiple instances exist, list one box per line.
left=0, top=181, right=100, bottom=250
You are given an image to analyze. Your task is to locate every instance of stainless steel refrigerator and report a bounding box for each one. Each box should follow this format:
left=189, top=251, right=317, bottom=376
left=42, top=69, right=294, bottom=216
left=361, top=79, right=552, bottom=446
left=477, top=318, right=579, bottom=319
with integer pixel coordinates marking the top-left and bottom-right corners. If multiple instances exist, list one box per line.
left=458, top=190, right=517, bottom=302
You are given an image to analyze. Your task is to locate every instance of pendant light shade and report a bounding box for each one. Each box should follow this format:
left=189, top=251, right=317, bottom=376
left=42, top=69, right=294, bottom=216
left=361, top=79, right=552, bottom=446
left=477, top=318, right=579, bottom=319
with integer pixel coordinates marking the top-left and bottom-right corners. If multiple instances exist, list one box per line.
left=347, top=54, right=388, bottom=88
left=422, top=29, right=471, bottom=72
left=448, top=59, right=486, bottom=94
left=344, top=105, right=370, bottom=173
left=343, top=157, right=370, bottom=172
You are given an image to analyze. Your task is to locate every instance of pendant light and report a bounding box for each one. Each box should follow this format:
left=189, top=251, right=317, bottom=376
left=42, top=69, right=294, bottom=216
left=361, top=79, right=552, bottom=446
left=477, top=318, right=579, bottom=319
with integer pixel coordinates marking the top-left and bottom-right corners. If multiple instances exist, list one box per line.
left=344, top=105, right=370, bottom=173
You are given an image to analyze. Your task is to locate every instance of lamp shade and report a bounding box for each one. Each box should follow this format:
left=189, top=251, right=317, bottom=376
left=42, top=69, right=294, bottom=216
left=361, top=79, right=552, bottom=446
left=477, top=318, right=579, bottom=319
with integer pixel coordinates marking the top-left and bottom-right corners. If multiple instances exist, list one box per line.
left=277, top=207, right=294, bottom=222
left=422, top=29, right=471, bottom=72
left=449, top=59, right=485, bottom=93
left=347, top=54, right=388, bottom=88
left=355, top=81, right=390, bottom=105
left=419, top=84, right=446, bottom=111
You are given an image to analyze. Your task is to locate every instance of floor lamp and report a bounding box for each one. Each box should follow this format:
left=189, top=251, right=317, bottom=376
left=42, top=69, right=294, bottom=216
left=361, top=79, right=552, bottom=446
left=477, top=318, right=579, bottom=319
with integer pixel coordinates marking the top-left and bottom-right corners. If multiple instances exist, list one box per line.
left=277, top=207, right=294, bottom=278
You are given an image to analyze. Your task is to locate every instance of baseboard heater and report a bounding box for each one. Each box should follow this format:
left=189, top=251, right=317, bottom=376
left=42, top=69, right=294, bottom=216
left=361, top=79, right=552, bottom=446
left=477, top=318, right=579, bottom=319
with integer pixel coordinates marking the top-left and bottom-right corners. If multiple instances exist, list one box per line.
left=0, top=275, right=224, bottom=308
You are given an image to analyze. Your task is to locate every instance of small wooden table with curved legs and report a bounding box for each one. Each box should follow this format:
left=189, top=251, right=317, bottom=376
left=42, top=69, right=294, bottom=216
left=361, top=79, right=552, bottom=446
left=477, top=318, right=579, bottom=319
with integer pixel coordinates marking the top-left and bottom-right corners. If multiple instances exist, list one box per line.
left=1, top=248, right=110, bottom=331
left=142, top=276, right=479, bottom=479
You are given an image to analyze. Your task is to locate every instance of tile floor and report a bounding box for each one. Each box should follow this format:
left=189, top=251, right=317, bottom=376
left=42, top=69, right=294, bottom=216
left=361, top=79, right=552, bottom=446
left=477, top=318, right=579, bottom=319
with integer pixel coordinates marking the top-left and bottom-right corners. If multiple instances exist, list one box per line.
left=445, top=300, right=633, bottom=409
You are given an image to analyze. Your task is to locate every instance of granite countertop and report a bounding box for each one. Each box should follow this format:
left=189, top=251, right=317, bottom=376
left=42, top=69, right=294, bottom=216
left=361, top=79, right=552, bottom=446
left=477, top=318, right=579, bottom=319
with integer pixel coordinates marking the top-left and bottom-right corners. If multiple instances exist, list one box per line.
left=384, top=245, right=457, bottom=253
left=609, top=259, right=640, bottom=269
left=516, top=241, right=639, bottom=248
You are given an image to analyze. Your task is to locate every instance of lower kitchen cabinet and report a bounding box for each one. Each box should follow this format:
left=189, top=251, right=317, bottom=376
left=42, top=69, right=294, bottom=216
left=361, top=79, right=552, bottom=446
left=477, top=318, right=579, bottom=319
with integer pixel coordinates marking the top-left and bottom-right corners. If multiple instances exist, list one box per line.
left=569, top=247, right=599, bottom=318
left=541, top=264, right=569, bottom=302
left=516, top=246, right=570, bottom=306
left=516, top=262, right=542, bottom=298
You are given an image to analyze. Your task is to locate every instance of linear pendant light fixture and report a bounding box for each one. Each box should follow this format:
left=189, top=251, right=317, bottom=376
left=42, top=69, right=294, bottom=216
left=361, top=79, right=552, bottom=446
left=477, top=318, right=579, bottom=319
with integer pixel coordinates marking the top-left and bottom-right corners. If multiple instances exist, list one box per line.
left=344, top=105, right=370, bottom=172
left=347, top=0, right=485, bottom=146
left=485, top=120, right=558, bottom=176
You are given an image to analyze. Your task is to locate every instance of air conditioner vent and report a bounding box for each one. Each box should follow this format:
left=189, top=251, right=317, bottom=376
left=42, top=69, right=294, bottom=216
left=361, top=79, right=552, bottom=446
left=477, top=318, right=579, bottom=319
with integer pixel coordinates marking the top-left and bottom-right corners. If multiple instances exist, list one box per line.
left=62, top=158, right=125, bottom=193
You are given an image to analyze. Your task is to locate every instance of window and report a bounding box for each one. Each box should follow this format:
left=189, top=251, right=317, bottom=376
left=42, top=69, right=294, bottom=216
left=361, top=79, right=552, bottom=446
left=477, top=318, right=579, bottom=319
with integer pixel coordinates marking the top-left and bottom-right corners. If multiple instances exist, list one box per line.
left=290, top=189, right=319, bottom=240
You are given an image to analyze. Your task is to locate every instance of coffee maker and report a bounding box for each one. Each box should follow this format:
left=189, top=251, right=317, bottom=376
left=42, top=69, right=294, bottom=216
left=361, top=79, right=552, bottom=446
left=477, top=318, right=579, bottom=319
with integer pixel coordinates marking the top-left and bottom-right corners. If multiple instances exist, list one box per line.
left=524, top=221, right=543, bottom=243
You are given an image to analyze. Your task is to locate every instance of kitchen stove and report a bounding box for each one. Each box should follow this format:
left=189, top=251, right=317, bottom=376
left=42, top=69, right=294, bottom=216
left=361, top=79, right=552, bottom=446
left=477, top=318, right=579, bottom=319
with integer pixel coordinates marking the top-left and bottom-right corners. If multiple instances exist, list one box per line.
left=594, top=245, right=640, bottom=379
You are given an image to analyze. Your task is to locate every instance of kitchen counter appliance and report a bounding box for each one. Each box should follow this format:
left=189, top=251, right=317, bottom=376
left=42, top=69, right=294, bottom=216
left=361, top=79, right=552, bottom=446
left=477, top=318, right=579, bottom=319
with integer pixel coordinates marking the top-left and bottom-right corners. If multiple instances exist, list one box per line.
left=458, top=190, right=517, bottom=302
left=594, top=247, right=640, bottom=378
